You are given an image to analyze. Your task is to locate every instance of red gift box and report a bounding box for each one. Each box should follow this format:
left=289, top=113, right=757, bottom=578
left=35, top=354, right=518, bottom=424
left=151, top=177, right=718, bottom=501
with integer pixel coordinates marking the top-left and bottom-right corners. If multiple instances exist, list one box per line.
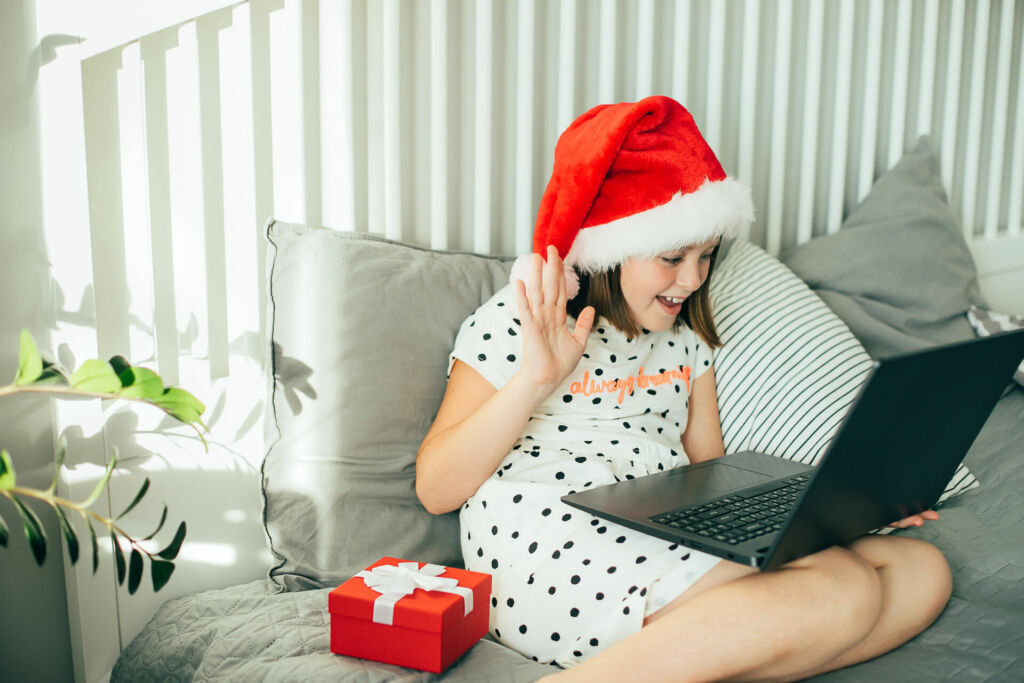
left=329, top=557, right=492, bottom=673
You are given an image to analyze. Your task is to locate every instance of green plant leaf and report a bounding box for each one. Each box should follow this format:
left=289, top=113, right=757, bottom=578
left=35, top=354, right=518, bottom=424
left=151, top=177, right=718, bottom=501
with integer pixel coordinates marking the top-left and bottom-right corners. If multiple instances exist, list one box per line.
left=87, top=519, right=99, bottom=573
left=149, top=388, right=206, bottom=425
left=70, top=359, right=121, bottom=394
left=12, top=496, right=47, bottom=565
left=141, top=504, right=168, bottom=541
left=112, top=534, right=126, bottom=584
left=0, top=449, right=15, bottom=490
left=108, top=355, right=132, bottom=386
left=14, top=329, right=43, bottom=386
left=156, top=521, right=187, bottom=560
left=81, top=449, right=117, bottom=509
left=54, top=505, right=79, bottom=565
left=128, top=548, right=143, bottom=594
left=118, top=367, right=164, bottom=400
left=34, top=361, right=69, bottom=386
left=116, top=478, right=150, bottom=520
left=0, top=512, right=9, bottom=547
left=150, top=558, right=175, bottom=592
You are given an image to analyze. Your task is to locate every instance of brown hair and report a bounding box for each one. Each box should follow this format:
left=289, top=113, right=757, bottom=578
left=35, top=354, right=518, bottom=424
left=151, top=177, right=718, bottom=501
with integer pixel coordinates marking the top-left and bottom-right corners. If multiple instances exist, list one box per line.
left=566, top=245, right=724, bottom=348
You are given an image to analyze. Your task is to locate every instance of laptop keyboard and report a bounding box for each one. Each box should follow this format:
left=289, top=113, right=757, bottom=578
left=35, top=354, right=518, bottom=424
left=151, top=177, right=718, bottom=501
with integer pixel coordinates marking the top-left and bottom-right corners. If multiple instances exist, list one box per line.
left=650, top=473, right=812, bottom=545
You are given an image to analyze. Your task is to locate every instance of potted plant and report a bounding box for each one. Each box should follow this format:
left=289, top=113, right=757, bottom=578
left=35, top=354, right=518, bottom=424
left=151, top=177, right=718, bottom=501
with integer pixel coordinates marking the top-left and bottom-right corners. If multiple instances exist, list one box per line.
left=0, top=330, right=205, bottom=593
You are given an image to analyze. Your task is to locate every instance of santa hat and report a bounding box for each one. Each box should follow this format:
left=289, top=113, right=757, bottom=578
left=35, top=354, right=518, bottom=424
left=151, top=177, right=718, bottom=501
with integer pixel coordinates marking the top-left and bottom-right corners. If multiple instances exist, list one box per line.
left=512, top=96, right=754, bottom=299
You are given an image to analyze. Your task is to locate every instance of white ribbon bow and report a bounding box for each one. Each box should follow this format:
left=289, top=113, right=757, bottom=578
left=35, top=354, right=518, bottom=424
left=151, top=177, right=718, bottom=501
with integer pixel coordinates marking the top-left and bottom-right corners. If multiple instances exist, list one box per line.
left=357, top=561, right=474, bottom=626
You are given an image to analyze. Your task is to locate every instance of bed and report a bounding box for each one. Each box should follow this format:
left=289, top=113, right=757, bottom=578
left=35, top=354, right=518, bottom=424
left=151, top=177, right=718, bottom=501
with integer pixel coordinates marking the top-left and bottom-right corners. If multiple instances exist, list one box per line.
left=109, top=139, right=1024, bottom=681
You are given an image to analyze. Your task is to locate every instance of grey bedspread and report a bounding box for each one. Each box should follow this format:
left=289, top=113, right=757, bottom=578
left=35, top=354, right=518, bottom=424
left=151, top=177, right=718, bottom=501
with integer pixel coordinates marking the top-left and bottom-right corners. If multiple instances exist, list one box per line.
left=112, top=391, right=1024, bottom=682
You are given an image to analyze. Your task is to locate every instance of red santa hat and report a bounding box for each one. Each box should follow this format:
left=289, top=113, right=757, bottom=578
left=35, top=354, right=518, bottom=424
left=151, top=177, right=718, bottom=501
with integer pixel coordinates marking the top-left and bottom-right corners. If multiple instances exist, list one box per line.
left=512, top=95, right=754, bottom=299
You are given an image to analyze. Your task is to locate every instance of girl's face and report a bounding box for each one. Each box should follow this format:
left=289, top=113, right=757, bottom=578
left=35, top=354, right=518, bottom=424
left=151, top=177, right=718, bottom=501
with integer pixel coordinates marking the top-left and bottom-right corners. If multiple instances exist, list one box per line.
left=619, top=239, right=719, bottom=332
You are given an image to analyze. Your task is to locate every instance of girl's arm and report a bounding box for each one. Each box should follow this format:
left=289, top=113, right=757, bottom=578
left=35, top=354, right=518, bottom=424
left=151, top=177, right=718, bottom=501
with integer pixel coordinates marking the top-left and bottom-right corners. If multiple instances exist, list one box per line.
left=416, top=361, right=553, bottom=514
left=416, top=246, right=595, bottom=515
left=680, top=367, right=727, bottom=463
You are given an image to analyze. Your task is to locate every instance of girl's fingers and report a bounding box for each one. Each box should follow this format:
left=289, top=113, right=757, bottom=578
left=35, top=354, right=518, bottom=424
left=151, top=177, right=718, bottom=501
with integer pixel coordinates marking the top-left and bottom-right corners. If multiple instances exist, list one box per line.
left=526, top=253, right=544, bottom=309
left=556, top=253, right=568, bottom=312
left=573, top=306, right=596, bottom=346
left=888, top=509, right=939, bottom=528
left=512, top=278, right=534, bottom=326
left=542, top=245, right=561, bottom=308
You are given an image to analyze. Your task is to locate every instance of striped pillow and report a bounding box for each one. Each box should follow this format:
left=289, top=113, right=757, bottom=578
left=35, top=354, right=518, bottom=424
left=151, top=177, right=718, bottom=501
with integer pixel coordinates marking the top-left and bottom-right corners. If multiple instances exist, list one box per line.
left=709, top=239, right=978, bottom=504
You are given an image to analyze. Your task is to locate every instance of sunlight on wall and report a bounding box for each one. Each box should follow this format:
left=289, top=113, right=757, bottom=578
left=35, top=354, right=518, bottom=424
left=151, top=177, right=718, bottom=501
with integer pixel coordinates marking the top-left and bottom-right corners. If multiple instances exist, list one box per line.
left=178, top=541, right=238, bottom=567
left=219, top=4, right=262, bottom=378
left=117, top=43, right=158, bottom=367
left=223, top=508, right=247, bottom=523
left=269, top=0, right=309, bottom=225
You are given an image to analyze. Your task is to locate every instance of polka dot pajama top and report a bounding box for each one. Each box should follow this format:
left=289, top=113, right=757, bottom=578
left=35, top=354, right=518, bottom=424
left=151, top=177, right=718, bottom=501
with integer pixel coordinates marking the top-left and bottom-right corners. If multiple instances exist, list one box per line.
left=449, top=284, right=722, bottom=668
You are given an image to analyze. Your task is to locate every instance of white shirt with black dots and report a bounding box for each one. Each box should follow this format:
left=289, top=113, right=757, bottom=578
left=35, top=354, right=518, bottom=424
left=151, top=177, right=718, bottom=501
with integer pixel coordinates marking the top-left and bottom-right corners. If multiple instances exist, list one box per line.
left=449, top=284, right=721, bottom=667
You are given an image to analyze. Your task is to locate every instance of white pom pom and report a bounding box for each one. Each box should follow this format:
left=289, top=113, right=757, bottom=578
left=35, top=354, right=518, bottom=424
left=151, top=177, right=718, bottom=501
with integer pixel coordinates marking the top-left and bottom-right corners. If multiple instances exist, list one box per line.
left=508, top=254, right=533, bottom=289
left=563, top=263, right=580, bottom=300
left=508, top=254, right=581, bottom=301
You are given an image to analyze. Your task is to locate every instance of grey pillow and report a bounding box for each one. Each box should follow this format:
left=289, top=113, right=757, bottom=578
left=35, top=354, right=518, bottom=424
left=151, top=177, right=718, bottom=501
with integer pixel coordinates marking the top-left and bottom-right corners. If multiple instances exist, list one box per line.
left=782, top=137, right=988, bottom=359
left=262, top=222, right=512, bottom=591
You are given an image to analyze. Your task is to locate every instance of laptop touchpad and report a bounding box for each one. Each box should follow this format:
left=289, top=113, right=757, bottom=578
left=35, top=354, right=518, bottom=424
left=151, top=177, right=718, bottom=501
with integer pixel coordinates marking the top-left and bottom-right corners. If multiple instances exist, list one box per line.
left=669, top=462, right=774, bottom=495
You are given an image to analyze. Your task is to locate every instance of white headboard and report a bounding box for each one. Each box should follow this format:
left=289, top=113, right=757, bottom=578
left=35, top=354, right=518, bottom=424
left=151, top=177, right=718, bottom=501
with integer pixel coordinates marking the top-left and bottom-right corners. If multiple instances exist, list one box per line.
left=34, top=1, right=1023, bottom=680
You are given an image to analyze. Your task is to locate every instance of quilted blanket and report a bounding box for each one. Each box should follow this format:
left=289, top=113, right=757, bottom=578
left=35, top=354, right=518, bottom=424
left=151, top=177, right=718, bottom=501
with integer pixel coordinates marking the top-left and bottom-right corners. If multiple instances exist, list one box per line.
left=112, top=391, right=1024, bottom=682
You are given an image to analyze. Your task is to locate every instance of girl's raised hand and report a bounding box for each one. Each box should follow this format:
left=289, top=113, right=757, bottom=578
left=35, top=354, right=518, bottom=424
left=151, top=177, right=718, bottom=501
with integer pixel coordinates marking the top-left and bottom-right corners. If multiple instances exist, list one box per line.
left=512, top=246, right=596, bottom=390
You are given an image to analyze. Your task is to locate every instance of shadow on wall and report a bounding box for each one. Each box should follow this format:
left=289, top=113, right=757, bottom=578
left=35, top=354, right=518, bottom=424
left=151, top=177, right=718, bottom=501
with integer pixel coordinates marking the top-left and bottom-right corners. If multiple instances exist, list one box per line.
left=46, top=374, right=273, bottom=653
left=1, top=7, right=314, bottom=676
left=0, top=2, right=75, bottom=681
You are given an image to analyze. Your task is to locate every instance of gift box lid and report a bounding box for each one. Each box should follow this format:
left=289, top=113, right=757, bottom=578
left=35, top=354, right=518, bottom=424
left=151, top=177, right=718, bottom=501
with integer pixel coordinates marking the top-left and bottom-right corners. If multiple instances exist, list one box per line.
left=328, top=557, right=490, bottom=633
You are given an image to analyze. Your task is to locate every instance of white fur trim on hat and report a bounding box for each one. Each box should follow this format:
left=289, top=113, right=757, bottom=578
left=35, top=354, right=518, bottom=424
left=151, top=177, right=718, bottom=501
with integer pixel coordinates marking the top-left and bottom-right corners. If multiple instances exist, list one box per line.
left=565, top=177, right=754, bottom=273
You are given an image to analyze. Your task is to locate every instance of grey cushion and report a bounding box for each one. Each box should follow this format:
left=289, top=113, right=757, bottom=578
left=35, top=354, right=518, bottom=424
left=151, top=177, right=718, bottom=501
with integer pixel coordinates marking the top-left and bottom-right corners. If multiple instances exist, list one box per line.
left=782, top=137, right=988, bottom=359
left=262, top=222, right=512, bottom=591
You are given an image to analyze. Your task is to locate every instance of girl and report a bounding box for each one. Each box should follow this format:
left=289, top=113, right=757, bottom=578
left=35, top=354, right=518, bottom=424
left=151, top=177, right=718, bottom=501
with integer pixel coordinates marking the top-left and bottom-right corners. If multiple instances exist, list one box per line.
left=416, top=96, right=951, bottom=681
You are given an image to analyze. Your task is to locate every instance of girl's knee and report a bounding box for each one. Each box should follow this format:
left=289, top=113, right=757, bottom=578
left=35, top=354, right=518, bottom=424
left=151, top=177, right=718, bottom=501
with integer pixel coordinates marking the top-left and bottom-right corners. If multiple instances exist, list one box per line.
left=895, top=538, right=952, bottom=611
left=805, top=546, right=878, bottom=584
left=799, top=547, right=883, bottom=629
left=855, top=535, right=952, bottom=622
left=832, top=547, right=883, bottom=602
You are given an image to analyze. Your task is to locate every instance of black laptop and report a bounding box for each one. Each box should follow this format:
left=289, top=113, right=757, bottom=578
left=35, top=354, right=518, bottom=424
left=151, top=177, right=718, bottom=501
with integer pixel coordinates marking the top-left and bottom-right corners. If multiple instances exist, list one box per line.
left=561, top=328, right=1024, bottom=571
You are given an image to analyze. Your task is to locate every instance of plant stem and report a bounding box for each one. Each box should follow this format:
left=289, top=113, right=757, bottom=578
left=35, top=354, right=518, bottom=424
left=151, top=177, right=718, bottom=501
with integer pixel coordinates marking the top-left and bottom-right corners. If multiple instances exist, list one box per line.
left=3, top=486, right=147, bottom=554
left=2, top=382, right=148, bottom=403
left=0, top=383, right=208, bottom=449
left=0, top=383, right=115, bottom=400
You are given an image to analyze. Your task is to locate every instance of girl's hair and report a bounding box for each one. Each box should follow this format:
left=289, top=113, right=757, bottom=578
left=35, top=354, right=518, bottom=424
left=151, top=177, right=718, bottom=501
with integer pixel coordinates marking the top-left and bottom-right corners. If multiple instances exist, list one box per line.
left=566, top=244, right=724, bottom=348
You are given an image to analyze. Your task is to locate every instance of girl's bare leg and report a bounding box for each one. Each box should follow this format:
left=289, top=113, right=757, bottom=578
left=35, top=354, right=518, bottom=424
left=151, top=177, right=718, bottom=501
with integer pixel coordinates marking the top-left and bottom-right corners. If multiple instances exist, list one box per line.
left=788, top=536, right=951, bottom=680
left=541, top=536, right=950, bottom=683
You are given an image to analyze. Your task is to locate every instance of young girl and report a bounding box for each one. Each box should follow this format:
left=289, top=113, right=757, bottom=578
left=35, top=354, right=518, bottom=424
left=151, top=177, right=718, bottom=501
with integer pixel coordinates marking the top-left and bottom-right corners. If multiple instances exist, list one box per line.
left=416, top=96, right=951, bottom=681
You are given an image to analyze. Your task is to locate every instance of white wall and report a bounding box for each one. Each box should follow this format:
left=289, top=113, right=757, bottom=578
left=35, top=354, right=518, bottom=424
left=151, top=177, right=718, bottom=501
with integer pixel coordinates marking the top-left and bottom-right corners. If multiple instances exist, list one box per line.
left=0, top=0, right=75, bottom=680
left=35, top=5, right=274, bottom=680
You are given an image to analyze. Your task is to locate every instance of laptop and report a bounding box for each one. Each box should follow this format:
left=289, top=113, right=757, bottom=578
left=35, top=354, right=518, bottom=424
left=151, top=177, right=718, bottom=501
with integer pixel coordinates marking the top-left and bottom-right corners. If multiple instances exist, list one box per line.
left=561, top=328, right=1024, bottom=571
